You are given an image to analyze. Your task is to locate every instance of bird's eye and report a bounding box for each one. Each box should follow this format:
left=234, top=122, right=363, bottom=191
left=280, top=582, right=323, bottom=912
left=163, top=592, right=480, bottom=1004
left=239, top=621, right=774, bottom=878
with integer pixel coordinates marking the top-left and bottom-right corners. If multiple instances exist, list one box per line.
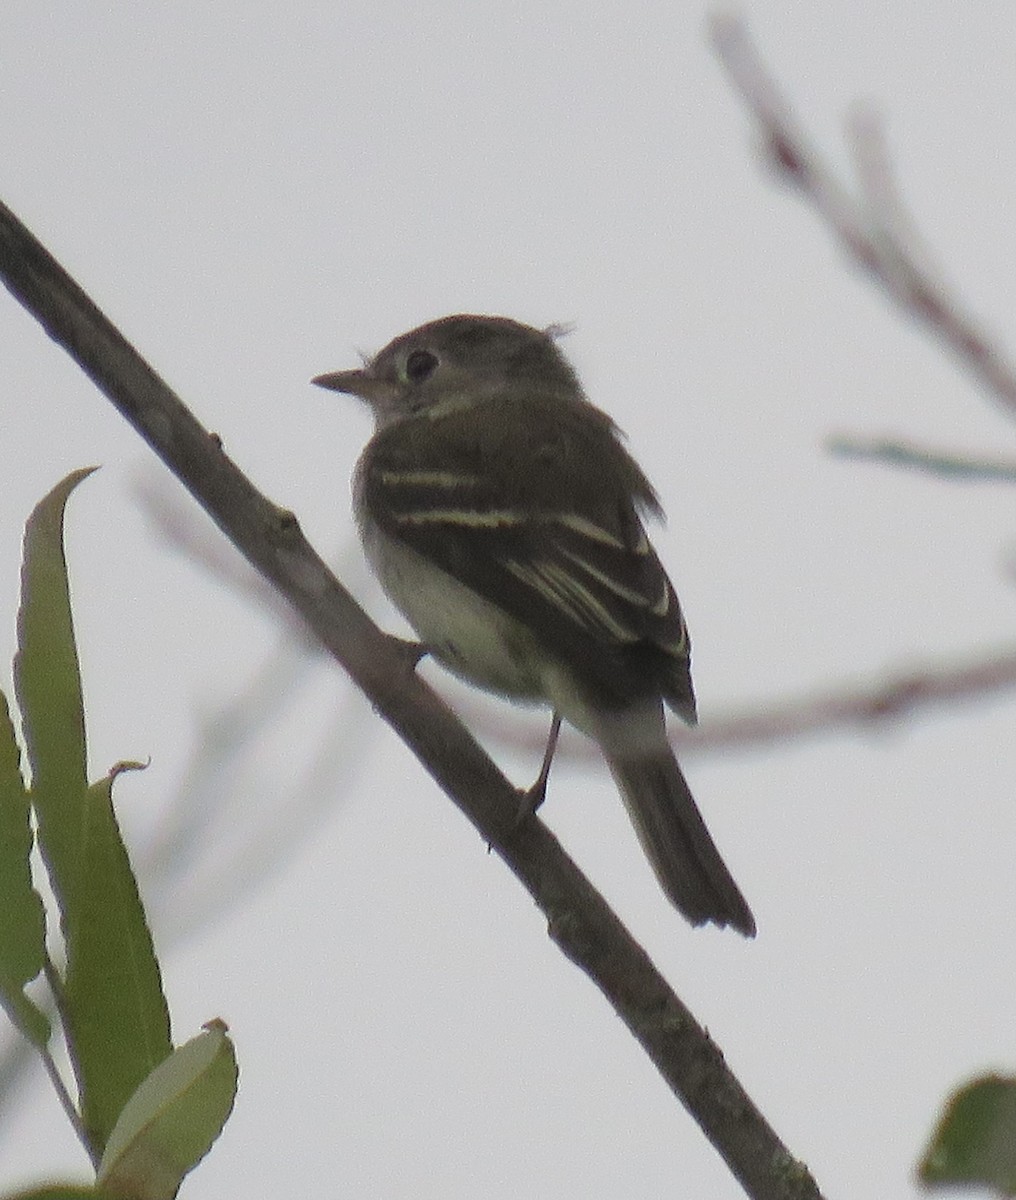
left=404, top=348, right=439, bottom=384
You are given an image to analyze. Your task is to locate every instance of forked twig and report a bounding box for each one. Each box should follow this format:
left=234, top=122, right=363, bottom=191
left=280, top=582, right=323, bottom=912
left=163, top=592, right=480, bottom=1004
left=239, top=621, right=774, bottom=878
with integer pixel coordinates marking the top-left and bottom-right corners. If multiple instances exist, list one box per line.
left=711, top=13, right=1016, bottom=420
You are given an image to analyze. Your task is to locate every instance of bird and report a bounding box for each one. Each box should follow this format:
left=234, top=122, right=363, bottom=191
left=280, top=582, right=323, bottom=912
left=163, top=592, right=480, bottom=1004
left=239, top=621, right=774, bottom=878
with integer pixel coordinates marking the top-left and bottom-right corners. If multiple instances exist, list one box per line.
left=313, top=314, right=755, bottom=936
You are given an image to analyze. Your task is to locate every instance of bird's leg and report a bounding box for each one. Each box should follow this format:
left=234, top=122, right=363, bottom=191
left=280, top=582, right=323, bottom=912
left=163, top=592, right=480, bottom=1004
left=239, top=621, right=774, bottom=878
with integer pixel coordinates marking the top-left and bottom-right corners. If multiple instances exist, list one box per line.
left=516, top=713, right=562, bottom=823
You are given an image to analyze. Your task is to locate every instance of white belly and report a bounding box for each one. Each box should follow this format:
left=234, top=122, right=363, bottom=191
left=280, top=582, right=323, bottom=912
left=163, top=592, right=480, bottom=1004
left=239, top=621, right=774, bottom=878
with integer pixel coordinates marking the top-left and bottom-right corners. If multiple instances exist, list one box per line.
left=362, top=523, right=548, bottom=702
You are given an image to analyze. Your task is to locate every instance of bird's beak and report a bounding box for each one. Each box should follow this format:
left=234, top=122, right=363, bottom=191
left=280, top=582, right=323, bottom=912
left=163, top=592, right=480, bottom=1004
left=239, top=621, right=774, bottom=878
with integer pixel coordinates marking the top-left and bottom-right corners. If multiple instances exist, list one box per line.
left=311, top=368, right=402, bottom=413
left=311, top=368, right=369, bottom=396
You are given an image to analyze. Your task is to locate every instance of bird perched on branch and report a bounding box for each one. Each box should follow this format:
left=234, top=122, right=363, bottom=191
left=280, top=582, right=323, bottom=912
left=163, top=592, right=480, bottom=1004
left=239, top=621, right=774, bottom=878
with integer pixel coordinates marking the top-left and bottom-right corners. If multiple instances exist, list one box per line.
left=314, top=314, right=754, bottom=936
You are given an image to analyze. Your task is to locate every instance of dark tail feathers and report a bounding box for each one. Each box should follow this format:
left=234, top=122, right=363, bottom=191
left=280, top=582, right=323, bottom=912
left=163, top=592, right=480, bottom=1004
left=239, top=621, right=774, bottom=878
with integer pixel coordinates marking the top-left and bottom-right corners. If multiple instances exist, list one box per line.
left=607, top=750, right=755, bottom=936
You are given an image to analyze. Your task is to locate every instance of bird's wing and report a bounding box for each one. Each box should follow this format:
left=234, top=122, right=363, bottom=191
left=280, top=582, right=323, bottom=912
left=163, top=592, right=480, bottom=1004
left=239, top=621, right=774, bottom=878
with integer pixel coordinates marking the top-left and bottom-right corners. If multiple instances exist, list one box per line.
left=359, top=404, right=695, bottom=716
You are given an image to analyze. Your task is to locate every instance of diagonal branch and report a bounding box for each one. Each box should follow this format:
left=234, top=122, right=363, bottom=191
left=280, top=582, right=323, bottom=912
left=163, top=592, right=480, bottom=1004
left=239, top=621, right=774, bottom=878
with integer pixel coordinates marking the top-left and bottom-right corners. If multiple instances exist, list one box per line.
left=0, top=198, right=825, bottom=1200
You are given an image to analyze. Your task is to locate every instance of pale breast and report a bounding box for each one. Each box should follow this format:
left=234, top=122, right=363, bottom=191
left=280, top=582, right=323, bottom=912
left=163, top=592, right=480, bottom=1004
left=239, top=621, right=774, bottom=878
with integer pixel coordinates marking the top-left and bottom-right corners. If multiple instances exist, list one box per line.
left=359, top=516, right=548, bottom=703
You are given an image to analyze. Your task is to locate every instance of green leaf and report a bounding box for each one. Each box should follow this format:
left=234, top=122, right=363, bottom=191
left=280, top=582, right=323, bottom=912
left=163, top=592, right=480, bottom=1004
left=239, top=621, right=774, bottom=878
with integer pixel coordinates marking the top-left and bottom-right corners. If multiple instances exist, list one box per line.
left=10, top=471, right=170, bottom=1153
left=919, top=1074, right=1016, bottom=1192
left=97, top=1022, right=238, bottom=1200
left=13, top=467, right=96, bottom=926
left=0, top=1187, right=101, bottom=1199
left=64, top=765, right=172, bottom=1155
left=0, top=688, right=49, bottom=1045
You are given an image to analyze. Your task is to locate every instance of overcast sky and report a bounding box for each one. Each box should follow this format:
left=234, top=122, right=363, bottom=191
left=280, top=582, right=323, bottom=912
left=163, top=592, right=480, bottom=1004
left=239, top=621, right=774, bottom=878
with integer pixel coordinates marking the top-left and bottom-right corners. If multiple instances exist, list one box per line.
left=3, top=3, right=1016, bottom=1198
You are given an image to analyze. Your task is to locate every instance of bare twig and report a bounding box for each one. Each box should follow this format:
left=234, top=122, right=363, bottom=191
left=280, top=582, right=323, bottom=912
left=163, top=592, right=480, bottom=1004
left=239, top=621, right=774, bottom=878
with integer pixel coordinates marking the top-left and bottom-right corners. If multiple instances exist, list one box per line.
left=130, top=471, right=313, bottom=634
left=471, top=643, right=1016, bottom=766
left=710, top=13, right=1016, bottom=421
left=0, top=199, right=824, bottom=1200
left=827, top=436, right=1016, bottom=483
left=39, top=1046, right=87, bottom=1161
left=687, top=647, right=1016, bottom=751
left=42, top=955, right=96, bottom=1168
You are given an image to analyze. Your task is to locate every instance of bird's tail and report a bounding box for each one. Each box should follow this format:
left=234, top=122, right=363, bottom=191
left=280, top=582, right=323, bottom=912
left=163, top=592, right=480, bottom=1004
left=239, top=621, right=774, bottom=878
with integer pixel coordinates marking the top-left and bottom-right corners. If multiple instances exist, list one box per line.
left=607, top=749, right=755, bottom=936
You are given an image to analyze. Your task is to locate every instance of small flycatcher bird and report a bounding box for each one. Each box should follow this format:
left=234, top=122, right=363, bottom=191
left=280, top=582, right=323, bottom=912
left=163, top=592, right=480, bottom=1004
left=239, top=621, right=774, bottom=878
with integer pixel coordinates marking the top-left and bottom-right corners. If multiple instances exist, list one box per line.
left=313, top=315, right=754, bottom=936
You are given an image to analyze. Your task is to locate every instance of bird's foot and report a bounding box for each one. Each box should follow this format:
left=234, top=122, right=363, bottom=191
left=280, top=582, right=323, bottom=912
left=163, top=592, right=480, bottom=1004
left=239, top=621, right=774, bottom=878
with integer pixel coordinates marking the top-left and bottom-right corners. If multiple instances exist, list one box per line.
left=514, top=714, right=562, bottom=825
left=385, top=635, right=430, bottom=672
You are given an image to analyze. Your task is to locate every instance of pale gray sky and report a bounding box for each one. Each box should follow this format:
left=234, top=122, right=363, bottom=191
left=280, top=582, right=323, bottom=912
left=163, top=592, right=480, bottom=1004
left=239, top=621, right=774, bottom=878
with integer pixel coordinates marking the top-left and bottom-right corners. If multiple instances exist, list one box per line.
left=2, top=3, right=1015, bottom=1197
